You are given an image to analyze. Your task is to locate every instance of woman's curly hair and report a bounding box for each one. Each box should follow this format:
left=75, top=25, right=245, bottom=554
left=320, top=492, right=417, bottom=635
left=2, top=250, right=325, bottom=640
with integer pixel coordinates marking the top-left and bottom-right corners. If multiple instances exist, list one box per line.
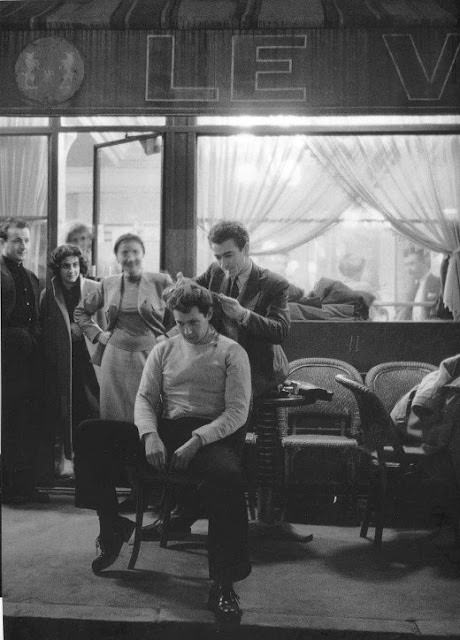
left=48, top=243, right=88, bottom=277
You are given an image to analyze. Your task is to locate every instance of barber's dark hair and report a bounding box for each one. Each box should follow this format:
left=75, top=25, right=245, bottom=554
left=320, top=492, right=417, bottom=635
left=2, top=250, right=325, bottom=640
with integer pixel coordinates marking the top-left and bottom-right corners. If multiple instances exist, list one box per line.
left=164, top=280, right=213, bottom=316
left=48, top=243, right=88, bottom=277
left=207, top=221, right=249, bottom=250
left=65, top=222, right=92, bottom=244
left=0, top=217, right=29, bottom=239
left=113, top=233, right=145, bottom=256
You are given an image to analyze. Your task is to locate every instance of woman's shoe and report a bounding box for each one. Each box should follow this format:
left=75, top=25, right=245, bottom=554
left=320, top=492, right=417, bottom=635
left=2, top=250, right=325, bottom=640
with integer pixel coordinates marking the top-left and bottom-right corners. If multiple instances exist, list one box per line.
left=92, top=516, right=135, bottom=574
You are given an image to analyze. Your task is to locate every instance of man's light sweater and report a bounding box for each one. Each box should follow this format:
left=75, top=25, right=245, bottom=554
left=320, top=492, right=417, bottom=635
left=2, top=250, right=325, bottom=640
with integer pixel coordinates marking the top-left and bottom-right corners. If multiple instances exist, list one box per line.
left=134, top=332, right=251, bottom=446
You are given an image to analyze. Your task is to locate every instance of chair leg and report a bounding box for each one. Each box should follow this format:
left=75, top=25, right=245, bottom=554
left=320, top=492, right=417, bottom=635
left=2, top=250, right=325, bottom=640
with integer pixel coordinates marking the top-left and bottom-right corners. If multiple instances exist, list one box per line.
left=360, top=462, right=374, bottom=539
left=160, top=483, right=175, bottom=549
left=373, top=465, right=387, bottom=547
left=128, top=482, right=144, bottom=569
left=247, top=488, right=257, bottom=521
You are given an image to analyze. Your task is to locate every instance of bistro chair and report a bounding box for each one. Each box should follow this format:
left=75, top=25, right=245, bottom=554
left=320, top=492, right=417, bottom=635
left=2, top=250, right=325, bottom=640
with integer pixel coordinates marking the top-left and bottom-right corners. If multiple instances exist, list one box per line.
left=281, top=358, right=363, bottom=517
left=335, top=374, right=427, bottom=546
left=128, top=468, right=202, bottom=569
left=365, top=361, right=437, bottom=414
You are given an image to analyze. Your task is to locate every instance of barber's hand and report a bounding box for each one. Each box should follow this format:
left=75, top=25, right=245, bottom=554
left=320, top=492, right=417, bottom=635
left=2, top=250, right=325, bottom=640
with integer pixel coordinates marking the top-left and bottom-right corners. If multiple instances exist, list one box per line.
left=219, top=295, right=246, bottom=321
left=175, top=271, right=186, bottom=285
left=97, top=330, right=112, bottom=345
left=144, top=432, right=167, bottom=471
left=171, top=435, right=202, bottom=471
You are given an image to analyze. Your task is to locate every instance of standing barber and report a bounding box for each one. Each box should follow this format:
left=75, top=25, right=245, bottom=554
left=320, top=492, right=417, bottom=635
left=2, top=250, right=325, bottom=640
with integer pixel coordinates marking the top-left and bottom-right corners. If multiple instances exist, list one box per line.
left=196, top=220, right=290, bottom=397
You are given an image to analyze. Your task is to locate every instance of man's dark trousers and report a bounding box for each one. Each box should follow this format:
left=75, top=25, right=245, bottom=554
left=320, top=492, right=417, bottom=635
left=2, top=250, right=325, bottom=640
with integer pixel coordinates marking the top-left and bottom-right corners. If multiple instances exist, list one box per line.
left=74, top=418, right=251, bottom=583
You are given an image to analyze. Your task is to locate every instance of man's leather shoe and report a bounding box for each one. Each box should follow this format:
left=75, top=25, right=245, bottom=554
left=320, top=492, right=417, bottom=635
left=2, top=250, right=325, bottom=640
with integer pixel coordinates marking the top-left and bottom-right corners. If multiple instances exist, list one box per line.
left=92, top=516, right=135, bottom=574
left=208, top=583, right=242, bottom=625
left=141, top=517, right=191, bottom=541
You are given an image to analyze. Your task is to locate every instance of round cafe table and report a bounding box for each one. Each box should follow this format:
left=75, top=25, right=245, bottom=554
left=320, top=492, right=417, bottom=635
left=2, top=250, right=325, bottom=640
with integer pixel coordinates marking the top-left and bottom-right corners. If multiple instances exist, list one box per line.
left=250, top=385, right=333, bottom=541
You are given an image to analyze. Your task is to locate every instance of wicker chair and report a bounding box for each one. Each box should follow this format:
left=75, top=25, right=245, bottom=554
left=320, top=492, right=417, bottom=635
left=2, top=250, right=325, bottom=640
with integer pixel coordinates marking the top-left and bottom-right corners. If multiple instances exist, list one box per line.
left=365, top=361, right=437, bottom=414
left=281, top=358, right=363, bottom=517
left=335, top=374, right=427, bottom=546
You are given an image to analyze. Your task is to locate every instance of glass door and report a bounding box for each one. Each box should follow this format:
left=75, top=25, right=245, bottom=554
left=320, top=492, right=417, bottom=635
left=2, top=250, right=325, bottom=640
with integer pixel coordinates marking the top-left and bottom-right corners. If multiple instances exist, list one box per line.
left=93, top=133, right=162, bottom=277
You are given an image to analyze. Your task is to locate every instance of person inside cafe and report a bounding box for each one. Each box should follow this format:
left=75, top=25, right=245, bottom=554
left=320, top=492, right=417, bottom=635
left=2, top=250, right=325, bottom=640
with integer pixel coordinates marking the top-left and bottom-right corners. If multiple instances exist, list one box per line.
left=73, top=281, right=252, bottom=624
left=396, top=246, right=441, bottom=320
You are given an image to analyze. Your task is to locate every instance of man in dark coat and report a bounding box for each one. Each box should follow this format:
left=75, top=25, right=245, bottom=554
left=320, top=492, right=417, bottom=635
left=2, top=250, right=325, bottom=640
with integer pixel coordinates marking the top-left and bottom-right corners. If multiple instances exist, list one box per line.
left=196, top=220, right=290, bottom=398
left=1, top=217, right=48, bottom=503
left=396, top=247, right=441, bottom=320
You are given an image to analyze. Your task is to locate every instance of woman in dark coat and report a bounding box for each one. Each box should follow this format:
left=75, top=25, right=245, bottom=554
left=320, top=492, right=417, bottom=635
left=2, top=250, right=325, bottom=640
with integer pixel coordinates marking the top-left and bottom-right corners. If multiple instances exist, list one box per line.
left=40, top=244, right=100, bottom=477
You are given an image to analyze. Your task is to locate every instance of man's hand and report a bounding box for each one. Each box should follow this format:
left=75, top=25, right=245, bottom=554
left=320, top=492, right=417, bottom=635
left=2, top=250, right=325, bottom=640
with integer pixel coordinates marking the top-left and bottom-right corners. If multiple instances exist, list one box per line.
left=175, top=271, right=186, bottom=285
left=97, top=330, right=112, bottom=345
left=70, top=322, right=83, bottom=341
left=219, top=294, right=246, bottom=322
left=144, top=432, right=167, bottom=471
left=171, top=435, right=202, bottom=471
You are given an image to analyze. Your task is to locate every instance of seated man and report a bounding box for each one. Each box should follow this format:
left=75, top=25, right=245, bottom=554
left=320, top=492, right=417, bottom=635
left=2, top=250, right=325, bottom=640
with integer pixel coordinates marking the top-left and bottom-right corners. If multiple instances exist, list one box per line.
left=74, top=281, right=252, bottom=624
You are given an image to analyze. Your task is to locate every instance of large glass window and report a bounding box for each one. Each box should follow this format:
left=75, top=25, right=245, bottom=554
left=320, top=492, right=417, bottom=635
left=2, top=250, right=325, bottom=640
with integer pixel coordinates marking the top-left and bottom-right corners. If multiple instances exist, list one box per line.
left=0, top=135, right=48, bottom=284
left=197, top=124, right=459, bottom=321
left=59, top=121, right=163, bottom=276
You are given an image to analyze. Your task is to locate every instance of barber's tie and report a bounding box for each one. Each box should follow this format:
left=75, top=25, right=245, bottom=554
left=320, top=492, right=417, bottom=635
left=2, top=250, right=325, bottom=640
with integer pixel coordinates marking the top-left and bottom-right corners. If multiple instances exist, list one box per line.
left=227, top=277, right=239, bottom=299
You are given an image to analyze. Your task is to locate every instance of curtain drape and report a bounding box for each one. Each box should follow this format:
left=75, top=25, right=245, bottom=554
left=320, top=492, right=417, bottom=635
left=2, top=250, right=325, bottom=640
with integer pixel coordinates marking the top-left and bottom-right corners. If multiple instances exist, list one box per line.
left=0, top=136, right=47, bottom=218
left=307, top=135, right=460, bottom=319
left=197, top=135, right=354, bottom=256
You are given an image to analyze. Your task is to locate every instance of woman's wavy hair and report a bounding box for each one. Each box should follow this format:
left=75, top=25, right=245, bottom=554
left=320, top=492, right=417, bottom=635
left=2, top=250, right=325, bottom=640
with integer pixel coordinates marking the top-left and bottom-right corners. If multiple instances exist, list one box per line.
left=48, top=243, right=88, bottom=277
left=163, top=279, right=213, bottom=316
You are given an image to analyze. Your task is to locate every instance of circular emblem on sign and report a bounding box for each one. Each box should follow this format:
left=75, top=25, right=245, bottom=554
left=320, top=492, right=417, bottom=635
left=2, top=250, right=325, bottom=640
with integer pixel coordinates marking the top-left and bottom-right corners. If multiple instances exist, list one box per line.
left=15, top=37, right=84, bottom=105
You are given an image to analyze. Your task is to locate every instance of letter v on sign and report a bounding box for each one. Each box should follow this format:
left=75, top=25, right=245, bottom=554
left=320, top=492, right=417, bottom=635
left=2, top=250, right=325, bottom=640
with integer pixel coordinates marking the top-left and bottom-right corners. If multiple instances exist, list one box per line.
left=383, top=33, right=460, bottom=101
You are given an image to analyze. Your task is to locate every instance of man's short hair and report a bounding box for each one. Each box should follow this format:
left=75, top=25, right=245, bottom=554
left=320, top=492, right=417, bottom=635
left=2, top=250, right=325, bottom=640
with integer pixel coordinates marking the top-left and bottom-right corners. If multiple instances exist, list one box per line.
left=403, top=245, right=431, bottom=265
left=113, top=233, right=145, bottom=255
left=338, top=253, right=365, bottom=279
left=0, top=217, right=29, bottom=239
left=165, top=280, right=213, bottom=316
left=65, top=222, right=92, bottom=244
left=207, top=221, right=249, bottom=250
left=48, top=243, right=88, bottom=277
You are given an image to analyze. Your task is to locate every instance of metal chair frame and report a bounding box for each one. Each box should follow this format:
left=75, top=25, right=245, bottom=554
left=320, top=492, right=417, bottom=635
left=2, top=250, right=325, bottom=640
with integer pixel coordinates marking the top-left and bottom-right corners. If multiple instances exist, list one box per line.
left=335, top=374, right=427, bottom=546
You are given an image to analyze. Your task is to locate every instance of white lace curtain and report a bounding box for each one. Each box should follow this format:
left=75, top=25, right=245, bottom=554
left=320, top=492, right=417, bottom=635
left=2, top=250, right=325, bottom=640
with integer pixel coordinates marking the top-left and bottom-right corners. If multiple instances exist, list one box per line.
left=0, top=135, right=48, bottom=281
left=307, top=135, right=460, bottom=319
left=0, top=135, right=47, bottom=218
left=197, top=135, right=354, bottom=256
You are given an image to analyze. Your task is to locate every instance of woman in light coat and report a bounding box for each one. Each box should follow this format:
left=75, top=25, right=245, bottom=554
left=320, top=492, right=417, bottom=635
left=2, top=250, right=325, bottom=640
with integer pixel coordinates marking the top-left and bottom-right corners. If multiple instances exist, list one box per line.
left=74, top=233, right=172, bottom=423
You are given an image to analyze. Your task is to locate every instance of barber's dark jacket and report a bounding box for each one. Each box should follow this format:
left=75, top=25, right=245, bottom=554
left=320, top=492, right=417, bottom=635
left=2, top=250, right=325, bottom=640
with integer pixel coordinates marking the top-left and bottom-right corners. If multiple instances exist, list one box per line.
left=196, top=261, right=290, bottom=397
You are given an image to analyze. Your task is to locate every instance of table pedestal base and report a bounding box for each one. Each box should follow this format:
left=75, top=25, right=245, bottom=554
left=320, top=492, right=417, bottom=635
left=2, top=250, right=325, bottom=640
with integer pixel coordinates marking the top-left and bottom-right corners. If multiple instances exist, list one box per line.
left=249, top=487, right=313, bottom=542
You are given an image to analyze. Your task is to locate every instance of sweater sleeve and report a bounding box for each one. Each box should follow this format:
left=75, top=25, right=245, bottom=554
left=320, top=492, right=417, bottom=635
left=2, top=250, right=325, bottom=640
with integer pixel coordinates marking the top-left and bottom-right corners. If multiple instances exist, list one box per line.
left=192, top=342, right=251, bottom=446
left=134, top=344, right=163, bottom=438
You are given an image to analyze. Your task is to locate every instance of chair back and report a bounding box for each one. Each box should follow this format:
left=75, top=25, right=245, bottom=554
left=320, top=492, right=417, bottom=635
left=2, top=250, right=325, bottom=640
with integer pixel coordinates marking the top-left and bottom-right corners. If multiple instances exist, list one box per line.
left=335, top=375, right=399, bottom=456
left=287, top=358, right=363, bottom=438
left=365, top=361, right=437, bottom=414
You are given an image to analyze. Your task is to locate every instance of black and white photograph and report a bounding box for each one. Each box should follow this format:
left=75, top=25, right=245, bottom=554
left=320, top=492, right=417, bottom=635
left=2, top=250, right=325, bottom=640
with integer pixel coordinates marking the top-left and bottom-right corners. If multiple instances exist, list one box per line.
left=1, top=1, right=459, bottom=639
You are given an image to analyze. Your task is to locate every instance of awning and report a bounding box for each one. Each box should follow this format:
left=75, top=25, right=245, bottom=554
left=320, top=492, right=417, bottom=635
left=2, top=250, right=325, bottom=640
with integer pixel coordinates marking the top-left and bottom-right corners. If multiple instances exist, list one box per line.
left=0, top=0, right=458, bottom=30
left=0, top=0, right=459, bottom=115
